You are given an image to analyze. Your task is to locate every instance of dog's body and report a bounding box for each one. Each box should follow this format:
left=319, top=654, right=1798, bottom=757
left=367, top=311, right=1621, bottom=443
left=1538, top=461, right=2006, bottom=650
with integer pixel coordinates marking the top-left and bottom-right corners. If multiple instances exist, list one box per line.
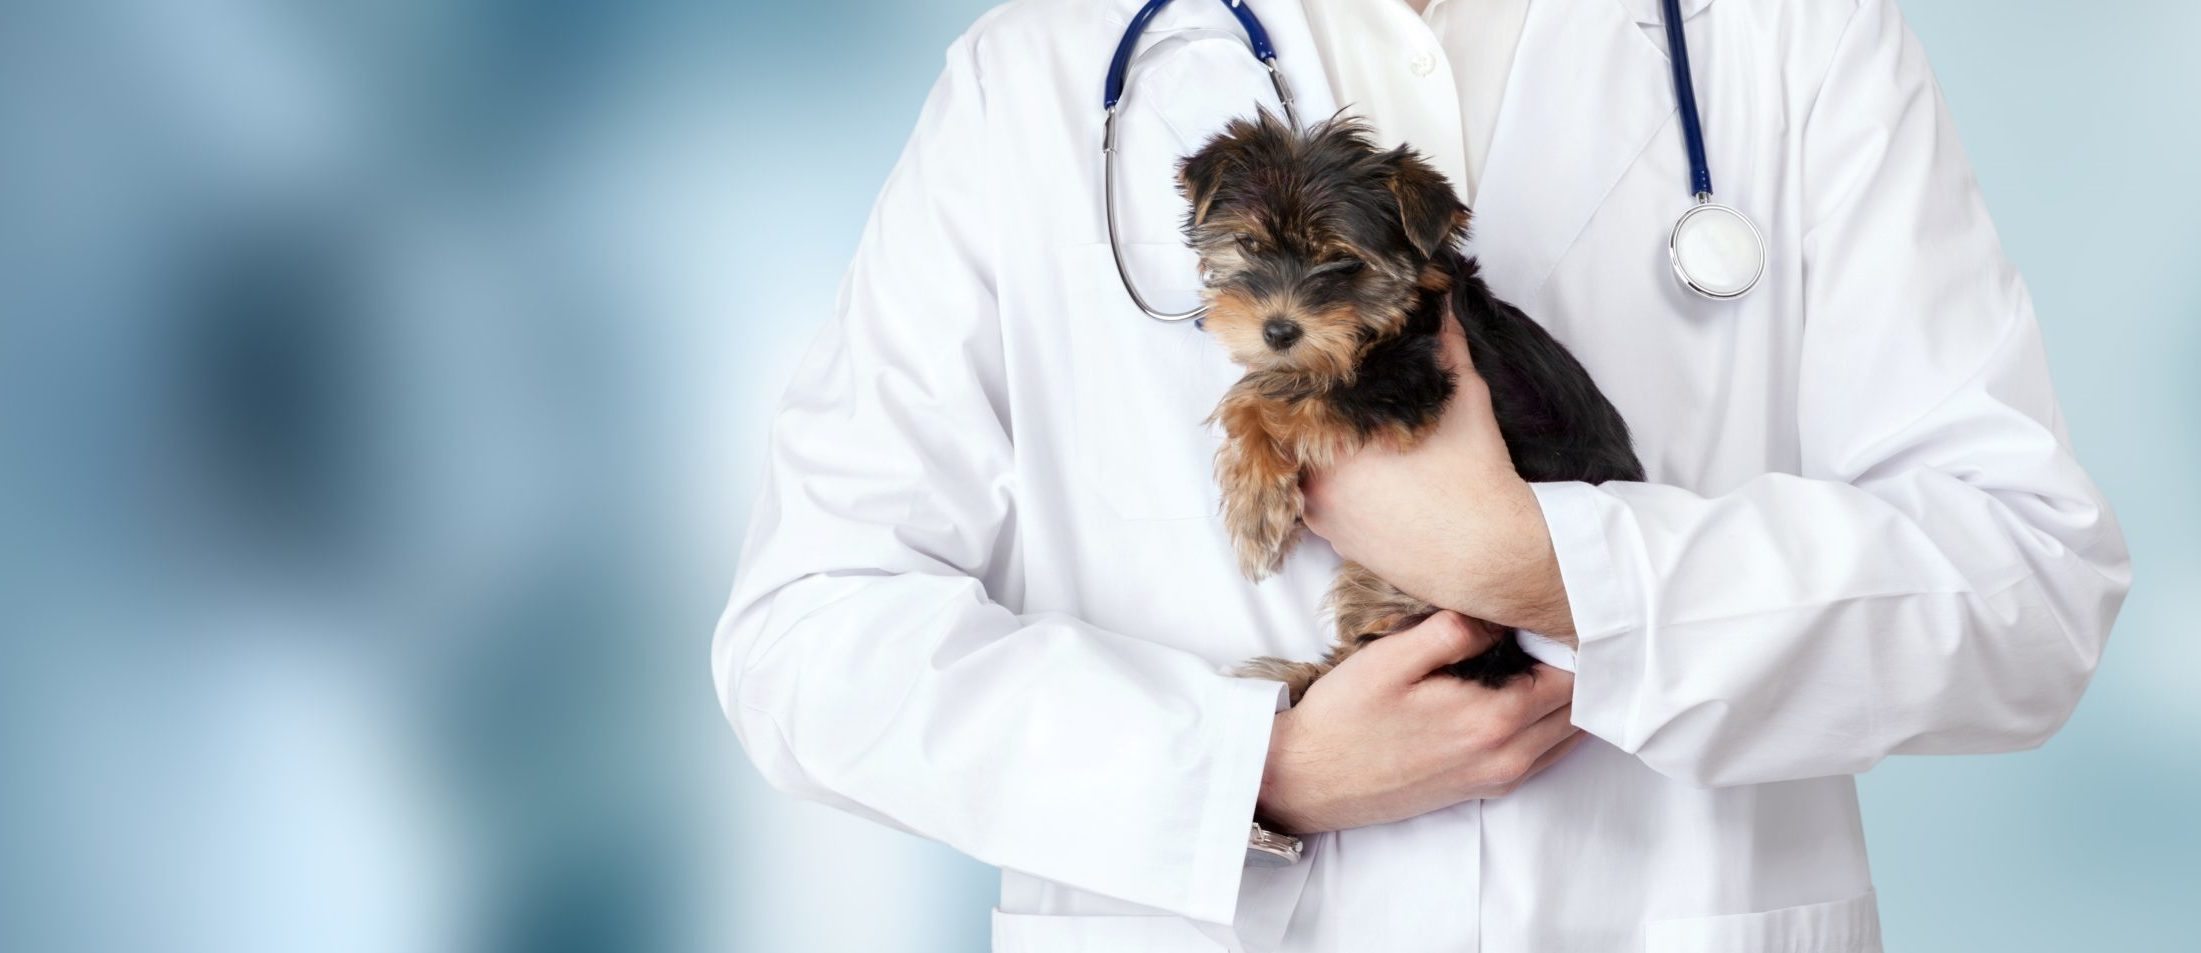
left=1177, top=114, right=1642, bottom=701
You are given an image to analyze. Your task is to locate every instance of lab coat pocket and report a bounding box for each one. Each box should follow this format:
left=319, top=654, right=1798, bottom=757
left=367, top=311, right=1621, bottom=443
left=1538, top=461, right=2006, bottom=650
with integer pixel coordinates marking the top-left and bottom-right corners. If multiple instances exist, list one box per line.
left=991, top=909, right=1227, bottom=953
left=1060, top=241, right=1238, bottom=521
left=1644, top=890, right=1882, bottom=953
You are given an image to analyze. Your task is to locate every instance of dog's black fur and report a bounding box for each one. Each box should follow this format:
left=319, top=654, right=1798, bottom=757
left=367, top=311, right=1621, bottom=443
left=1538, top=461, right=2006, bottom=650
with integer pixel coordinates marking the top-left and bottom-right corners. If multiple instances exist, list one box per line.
left=1181, top=112, right=1643, bottom=688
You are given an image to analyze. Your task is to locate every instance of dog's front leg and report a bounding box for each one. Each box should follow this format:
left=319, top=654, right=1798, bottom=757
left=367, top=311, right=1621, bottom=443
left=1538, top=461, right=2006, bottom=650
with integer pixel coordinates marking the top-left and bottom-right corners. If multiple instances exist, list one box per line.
left=1212, top=393, right=1304, bottom=582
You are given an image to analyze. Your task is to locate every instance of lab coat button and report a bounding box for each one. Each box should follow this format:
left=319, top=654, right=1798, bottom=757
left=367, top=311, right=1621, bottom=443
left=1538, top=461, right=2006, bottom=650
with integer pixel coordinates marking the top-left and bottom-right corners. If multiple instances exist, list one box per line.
left=1410, top=52, right=1436, bottom=77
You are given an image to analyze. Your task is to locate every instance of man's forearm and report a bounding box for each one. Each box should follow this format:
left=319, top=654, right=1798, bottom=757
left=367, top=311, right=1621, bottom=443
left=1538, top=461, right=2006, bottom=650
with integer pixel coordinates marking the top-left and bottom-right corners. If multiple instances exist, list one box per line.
left=1418, top=475, right=1577, bottom=642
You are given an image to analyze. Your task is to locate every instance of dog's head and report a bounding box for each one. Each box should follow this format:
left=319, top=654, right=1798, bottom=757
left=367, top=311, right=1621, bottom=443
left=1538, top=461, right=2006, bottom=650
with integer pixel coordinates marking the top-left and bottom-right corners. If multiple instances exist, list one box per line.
left=1177, top=112, right=1466, bottom=381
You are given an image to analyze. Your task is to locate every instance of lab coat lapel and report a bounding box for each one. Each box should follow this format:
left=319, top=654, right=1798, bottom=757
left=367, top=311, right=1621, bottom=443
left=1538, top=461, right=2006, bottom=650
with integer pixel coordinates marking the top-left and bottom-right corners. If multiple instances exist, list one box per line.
left=1469, top=0, right=1679, bottom=305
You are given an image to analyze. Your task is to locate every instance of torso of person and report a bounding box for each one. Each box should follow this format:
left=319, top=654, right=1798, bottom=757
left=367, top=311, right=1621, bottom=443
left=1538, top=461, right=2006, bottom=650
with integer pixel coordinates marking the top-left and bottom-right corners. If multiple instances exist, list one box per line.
left=975, top=0, right=1877, bottom=949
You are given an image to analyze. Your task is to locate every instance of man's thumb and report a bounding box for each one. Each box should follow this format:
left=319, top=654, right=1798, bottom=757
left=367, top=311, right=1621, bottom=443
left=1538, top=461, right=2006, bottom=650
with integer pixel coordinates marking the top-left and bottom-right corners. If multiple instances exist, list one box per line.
left=1370, top=611, right=1498, bottom=682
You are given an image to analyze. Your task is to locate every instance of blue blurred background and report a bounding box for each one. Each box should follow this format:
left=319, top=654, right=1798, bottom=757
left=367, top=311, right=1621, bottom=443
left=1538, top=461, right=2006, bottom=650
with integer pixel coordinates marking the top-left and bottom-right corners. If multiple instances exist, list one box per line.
left=0, top=1, right=2194, bottom=951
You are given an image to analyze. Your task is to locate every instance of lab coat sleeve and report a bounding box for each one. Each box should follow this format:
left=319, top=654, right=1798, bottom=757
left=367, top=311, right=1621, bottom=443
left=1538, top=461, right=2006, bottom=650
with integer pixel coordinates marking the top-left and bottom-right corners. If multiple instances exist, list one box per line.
left=1536, top=0, right=2130, bottom=787
left=712, top=32, right=1283, bottom=925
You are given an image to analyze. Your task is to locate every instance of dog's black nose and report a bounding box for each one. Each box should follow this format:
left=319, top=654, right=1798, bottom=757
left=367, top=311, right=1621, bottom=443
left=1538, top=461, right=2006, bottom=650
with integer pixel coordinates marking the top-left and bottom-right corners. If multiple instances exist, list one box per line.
left=1263, top=318, right=1303, bottom=350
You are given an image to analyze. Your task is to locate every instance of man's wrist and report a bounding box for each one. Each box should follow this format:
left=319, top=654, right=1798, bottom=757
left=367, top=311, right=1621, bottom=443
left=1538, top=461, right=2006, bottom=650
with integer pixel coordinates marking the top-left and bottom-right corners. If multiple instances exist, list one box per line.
left=1505, top=530, right=1575, bottom=641
left=1255, top=710, right=1325, bottom=835
left=1457, top=479, right=1576, bottom=640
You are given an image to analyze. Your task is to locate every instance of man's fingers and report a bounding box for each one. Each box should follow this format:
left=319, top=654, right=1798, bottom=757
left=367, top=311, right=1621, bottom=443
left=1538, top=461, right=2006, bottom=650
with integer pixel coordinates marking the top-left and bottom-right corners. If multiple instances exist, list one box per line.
left=1520, top=665, right=1576, bottom=721
left=1497, top=705, right=1582, bottom=781
left=1361, top=611, right=1498, bottom=683
left=1519, top=728, right=1590, bottom=783
left=1441, top=663, right=1574, bottom=724
left=1437, top=311, right=1473, bottom=371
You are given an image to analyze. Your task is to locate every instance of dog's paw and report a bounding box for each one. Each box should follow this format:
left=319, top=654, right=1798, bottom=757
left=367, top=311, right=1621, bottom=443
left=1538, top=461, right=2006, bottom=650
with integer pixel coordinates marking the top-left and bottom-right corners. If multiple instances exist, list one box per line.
left=1225, top=480, right=1300, bottom=581
left=1326, top=562, right=1435, bottom=643
left=1234, top=530, right=1295, bottom=581
left=1235, top=656, right=1331, bottom=706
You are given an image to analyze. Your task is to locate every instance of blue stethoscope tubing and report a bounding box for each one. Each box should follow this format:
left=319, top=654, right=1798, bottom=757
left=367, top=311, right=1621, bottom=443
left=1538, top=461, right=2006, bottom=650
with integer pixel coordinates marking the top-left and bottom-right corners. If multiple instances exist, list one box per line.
left=1103, top=0, right=1763, bottom=320
left=1658, top=0, right=1764, bottom=298
left=1661, top=0, right=1714, bottom=198
left=1105, top=0, right=1284, bottom=112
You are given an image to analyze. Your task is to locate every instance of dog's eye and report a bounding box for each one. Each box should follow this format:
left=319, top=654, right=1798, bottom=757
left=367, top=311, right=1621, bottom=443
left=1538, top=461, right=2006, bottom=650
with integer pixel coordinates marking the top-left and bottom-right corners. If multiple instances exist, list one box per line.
left=1315, top=257, right=1366, bottom=278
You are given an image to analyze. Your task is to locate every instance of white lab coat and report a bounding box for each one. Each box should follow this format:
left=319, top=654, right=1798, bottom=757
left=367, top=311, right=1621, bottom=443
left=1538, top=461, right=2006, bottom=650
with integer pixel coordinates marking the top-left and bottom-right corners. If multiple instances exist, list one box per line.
left=714, top=0, right=2131, bottom=949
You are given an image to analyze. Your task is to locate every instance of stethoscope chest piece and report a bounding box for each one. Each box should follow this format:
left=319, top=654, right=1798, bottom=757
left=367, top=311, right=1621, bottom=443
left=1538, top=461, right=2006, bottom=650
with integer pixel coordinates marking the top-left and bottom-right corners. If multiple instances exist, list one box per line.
left=1668, top=196, right=1764, bottom=300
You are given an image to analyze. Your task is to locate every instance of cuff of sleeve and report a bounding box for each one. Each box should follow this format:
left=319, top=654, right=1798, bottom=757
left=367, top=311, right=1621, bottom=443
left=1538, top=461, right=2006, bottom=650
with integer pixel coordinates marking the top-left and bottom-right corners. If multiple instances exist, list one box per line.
left=1529, top=481, right=1650, bottom=745
left=1182, top=675, right=1290, bottom=926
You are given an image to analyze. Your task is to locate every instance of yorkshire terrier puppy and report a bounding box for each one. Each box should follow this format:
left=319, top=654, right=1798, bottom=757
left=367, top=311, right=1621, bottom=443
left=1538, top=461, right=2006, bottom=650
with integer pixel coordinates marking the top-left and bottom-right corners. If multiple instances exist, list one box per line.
left=1178, top=113, right=1644, bottom=701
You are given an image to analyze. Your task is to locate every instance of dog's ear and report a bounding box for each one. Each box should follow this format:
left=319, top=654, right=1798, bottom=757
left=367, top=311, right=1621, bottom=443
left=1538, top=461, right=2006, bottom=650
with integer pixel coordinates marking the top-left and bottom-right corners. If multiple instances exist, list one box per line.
left=1384, top=147, right=1468, bottom=258
left=1177, top=135, right=1246, bottom=231
left=1176, top=149, right=1229, bottom=231
left=1177, top=113, right=1280, bottom=231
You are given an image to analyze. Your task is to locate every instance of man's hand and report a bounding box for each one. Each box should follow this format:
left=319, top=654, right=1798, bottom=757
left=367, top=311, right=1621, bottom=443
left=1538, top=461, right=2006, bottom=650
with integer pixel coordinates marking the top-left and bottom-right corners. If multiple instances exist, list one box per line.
left=1256, top=611, right=1585, bottom=835
left=1301, top=318, right=1576, bottom=638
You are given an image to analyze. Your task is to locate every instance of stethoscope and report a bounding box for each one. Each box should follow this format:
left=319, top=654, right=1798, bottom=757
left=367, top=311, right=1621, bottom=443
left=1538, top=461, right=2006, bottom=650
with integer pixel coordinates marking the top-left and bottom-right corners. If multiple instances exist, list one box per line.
left=1102, top=0, right=1765, bottom=323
